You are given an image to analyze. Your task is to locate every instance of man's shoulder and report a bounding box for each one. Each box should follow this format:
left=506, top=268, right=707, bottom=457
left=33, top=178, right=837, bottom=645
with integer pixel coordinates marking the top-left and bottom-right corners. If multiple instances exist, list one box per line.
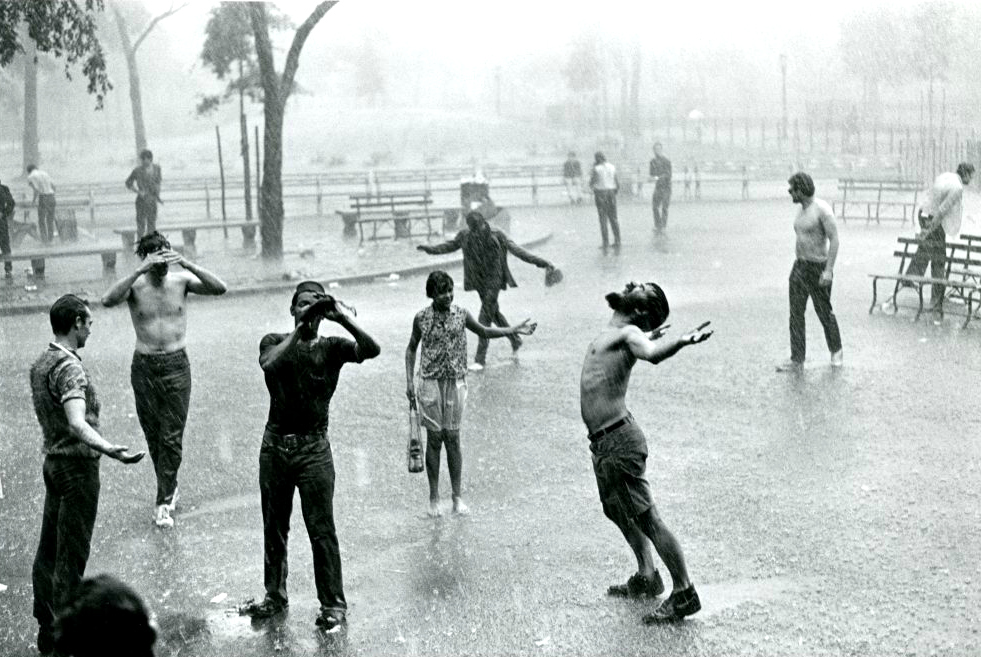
left=260, top=332, right=288, bottom=349
left=812, top=197, right=835, bottom=217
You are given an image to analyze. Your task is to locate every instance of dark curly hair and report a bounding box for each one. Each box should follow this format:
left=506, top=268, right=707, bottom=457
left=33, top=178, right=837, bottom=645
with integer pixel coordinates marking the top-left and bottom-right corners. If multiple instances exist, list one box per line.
left=787, top=172, right=815, bottom=197
left=54, top=575, right=156, bottom=657
left=425, top=270, right=454, bottom=298
left=606, top=281, right=670, bottom=329
left=135, top=231, right=170, bottom=258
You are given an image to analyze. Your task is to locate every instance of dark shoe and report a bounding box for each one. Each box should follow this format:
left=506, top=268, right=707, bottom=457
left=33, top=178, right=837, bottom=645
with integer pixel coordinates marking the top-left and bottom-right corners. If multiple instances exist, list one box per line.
left=642, top=586, right=701, bottom=623
left=315, top=610, right=347, bottom=632
left=607, top=571, right=665, bottom=598
left=239, top=597, right=288, bottom=619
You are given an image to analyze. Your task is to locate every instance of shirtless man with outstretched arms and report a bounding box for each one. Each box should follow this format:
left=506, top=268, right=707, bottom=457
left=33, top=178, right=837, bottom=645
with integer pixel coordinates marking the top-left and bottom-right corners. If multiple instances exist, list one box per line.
left=580, top=281, right=712, bottom=624
left=101, top=231, right=227, bottom=528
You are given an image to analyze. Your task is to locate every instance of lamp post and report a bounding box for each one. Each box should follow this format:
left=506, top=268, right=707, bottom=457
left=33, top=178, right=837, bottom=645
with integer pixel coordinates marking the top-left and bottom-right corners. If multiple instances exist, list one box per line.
left=780, top=53, right=788, bottom=144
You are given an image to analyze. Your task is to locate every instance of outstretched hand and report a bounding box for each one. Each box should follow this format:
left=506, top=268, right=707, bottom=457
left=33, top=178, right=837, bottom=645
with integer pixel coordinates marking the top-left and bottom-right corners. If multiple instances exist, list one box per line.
left=513, top=318, right=538, bottom=336
left=107, top=445, right=145, bottom=465
left=680, top=321, right=713, bottom=346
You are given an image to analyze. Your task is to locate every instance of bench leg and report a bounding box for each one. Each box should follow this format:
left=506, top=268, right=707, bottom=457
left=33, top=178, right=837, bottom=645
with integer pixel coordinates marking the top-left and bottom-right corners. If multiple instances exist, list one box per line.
left=30, top=258, right=45, bottom=280
left=913, top=286, right=924, bottom=322
left=182, top=229, right=198, bottom=258
left=101, top=253, right=117, bottom=275
left=963, top=297, right=973, bottom=329
left=869, top=278, right=879, bottom=314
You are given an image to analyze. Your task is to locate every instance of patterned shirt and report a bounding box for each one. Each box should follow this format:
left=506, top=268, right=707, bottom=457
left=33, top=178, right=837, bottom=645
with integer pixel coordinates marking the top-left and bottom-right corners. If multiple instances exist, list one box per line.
left=30, top=344, right=101, bottom=458
left=417, top=305, right=467, bottom=380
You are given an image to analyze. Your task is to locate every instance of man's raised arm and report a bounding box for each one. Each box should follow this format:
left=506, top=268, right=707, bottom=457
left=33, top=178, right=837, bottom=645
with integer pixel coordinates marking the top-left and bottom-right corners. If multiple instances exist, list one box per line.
left=503, top=235, right=553, bottom=271
left=417, top=231, right=463, bottom=255
left=179, top=255, right=227, bottom=296
left=101, top=257, right=157, bottom=307
left=626, top=322, right=713, bottom=365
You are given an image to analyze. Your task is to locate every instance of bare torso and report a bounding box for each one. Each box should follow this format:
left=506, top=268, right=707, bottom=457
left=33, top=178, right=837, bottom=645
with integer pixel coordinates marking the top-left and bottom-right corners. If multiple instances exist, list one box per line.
left=794, top=197, right=834, bottom=262
left=580, top=326, right=636, bottom=433
left=126, top=271, right=190, bottom=354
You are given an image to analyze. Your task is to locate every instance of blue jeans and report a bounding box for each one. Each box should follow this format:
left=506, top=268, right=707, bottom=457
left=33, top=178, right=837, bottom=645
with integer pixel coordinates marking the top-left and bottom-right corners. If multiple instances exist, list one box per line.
left=474, top=287, right=520, bottom=365
left=259, top=430, right=346, bottom=614
left=593, top=190, right=620, bottom=246
left=131, top=350, right=191, bottom=506
left=32, top=456, right=100, bottom=630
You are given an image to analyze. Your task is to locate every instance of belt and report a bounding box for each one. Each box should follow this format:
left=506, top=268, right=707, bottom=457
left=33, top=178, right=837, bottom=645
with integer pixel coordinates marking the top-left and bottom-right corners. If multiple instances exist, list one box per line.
left=588, top=416, right=632, bottom=442
left=269, top=431, right=326, bottom=448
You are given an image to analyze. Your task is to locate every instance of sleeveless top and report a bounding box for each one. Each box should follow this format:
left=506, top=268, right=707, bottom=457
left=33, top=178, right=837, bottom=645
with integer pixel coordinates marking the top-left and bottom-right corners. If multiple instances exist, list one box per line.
left=417, top=305, right=467, bottom=379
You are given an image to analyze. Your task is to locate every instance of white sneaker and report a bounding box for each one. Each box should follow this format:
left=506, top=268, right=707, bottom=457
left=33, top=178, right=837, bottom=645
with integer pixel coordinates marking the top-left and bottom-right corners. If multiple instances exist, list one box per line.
left=830, top=350, right=843, bottom=368
left=468, top=362, right=485, bottom=372
left=155, top=504, right=174, bottom=528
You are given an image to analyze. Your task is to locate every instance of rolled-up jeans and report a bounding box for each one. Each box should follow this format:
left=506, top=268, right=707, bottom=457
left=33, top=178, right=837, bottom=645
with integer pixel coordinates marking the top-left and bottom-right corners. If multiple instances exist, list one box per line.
left=32, top=456, right=100, bottom=630
left=131, top=349, right=191, bottom=506
left=259, top=429, right=346, bottom=614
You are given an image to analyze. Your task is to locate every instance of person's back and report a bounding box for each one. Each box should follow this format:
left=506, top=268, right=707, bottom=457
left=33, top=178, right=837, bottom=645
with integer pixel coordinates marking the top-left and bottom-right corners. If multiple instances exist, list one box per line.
left=28, top=168, right=55, bottom=195
left=593, top=161, right=618, bottom=191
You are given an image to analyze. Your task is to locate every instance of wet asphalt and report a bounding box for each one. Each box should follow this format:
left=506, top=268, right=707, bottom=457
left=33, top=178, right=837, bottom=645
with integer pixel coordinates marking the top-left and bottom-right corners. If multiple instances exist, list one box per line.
left=1, top=197, right=980, bottom=656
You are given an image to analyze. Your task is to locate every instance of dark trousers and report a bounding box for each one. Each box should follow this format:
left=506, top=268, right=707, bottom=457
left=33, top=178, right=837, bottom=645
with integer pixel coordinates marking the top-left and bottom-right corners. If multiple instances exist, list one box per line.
left=38, top=194, right=56, bottom=244
left=131, top=350, right=191, bottom=506
left=475, top=287, right=520, bottom=364
left=259, top=430, right=346, bottom=613
left=905, top=226, right=947, bottom=304
left=789, top=259, right=842, bottom=363
left=593, top=190, right=621, bottom=246
left=136, top=197, right=158, bottom=238
left=652, top=184, right=671, bottom=231
left=33, top=456, right=100, bottom=630
left=0, top=214, right=11, bottom=273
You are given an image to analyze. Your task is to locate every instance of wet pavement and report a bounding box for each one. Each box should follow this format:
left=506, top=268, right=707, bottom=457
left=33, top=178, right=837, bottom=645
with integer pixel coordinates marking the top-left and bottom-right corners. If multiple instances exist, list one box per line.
left=1, top=198, right=980, bottom=656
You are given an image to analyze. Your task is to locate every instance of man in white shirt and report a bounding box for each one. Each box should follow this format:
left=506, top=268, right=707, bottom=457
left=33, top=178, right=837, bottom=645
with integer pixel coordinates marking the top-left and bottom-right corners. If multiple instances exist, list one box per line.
left=905, top=162, right=975, bottom=309
left=26, top=164, right=57, bottom=244
left=589, top=152, right=621, bottom=250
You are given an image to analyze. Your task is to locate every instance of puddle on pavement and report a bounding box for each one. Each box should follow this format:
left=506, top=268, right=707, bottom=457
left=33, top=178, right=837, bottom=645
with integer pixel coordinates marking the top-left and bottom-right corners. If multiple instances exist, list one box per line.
left=178, top=493, right=259, bottom=520
left=697, top=576, right=817, bottom=617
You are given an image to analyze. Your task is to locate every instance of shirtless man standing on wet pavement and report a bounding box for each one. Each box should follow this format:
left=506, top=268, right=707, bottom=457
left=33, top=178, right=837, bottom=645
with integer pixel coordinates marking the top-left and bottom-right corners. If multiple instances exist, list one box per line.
left=776, top=172, right=842, bottom=372
left=580, top=281, right=712, bottom=623
left=101, top=231, right=227, bottom=528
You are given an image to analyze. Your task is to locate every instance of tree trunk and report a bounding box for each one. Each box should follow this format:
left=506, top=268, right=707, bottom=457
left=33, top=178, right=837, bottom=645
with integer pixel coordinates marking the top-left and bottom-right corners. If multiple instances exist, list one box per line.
left=259, top=97, right=284, bottom=259
left=629, top=43, right=641, bottom=140
left=239, top=61, right=253, bottom=223
left=23, top=39, right=39, bottom=169
left=113, top=7, right=148, bottom=157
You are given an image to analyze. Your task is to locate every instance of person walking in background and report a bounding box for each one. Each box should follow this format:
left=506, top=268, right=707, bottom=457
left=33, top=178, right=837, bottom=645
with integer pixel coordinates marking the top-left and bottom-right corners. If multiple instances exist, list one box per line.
left=405, top=271, right=537, bottom=517
left=30, top=295, right=144, bottom=655
left=240, top=281, right=380, bottom=631
left=590, top=152, right=621, bottom=250
left=648, top=144, right=672, bottom=233
left=125, top=149, right=162, bottom=238
left=0, top=175, right=15, bottom=280
left=901, top=162, right=975, bottom=311
left=26, top=164, right=56, bottom=244
left=776, top=172, right=843, bottom=372
left=417, top=211, right=556, bottom=371
left=101, top=231, right=227, bottom=528
left=563, top=151, right=583, bottom=205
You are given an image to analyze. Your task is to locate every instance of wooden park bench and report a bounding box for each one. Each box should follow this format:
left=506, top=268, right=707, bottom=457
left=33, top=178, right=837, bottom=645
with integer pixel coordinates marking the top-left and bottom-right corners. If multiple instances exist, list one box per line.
left=0, top=244, right=120, bottom=280
left=114, top=221, right=257, bottom=257
left=834, top=178, right=920, bottom=225
left=868, top=236, right=981, bottom=327
left=335, top=191, right=440, bottom=244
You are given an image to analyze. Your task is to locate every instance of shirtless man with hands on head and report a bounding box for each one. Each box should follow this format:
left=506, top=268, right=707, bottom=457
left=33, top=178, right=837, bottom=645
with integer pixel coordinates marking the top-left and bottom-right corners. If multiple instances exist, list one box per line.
left=101, top=230, right=227, bottom=528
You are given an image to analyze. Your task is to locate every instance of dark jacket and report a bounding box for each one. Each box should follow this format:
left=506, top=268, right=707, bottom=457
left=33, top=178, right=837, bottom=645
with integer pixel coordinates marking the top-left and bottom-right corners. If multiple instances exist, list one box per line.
left=0, top=183, right=15, bottom=218
left=424, top=227, right=551, bottom=292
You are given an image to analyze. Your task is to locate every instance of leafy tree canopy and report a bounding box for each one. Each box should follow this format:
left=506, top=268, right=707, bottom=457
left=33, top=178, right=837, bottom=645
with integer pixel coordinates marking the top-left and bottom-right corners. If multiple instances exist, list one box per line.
left=0, top=0, right=111, bottom=107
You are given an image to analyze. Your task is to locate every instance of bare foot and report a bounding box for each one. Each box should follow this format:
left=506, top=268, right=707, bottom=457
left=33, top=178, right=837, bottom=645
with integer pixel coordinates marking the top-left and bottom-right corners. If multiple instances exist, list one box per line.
left=428, top=501, right=442, bottom=517
left=452, top=497, right=470, bottom=515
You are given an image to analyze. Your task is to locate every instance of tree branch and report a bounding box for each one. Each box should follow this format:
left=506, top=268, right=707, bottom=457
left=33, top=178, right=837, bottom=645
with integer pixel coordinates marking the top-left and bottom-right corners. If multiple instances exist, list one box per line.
left=133, top=2, right=189, bottom=53
left=280, top=1, right=337, bottom=104
left=249, top=2, right=280, bottom=104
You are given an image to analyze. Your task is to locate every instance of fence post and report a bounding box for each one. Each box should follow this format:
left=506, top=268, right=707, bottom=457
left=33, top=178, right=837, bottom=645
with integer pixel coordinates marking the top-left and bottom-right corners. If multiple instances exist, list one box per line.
left=531, top=170, right=538, bottom=206
left=88, top=188, right=95, bottom=225
left=205, top=184, right=211, bottom=220
left=316, top=177, right=322, bottom=216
